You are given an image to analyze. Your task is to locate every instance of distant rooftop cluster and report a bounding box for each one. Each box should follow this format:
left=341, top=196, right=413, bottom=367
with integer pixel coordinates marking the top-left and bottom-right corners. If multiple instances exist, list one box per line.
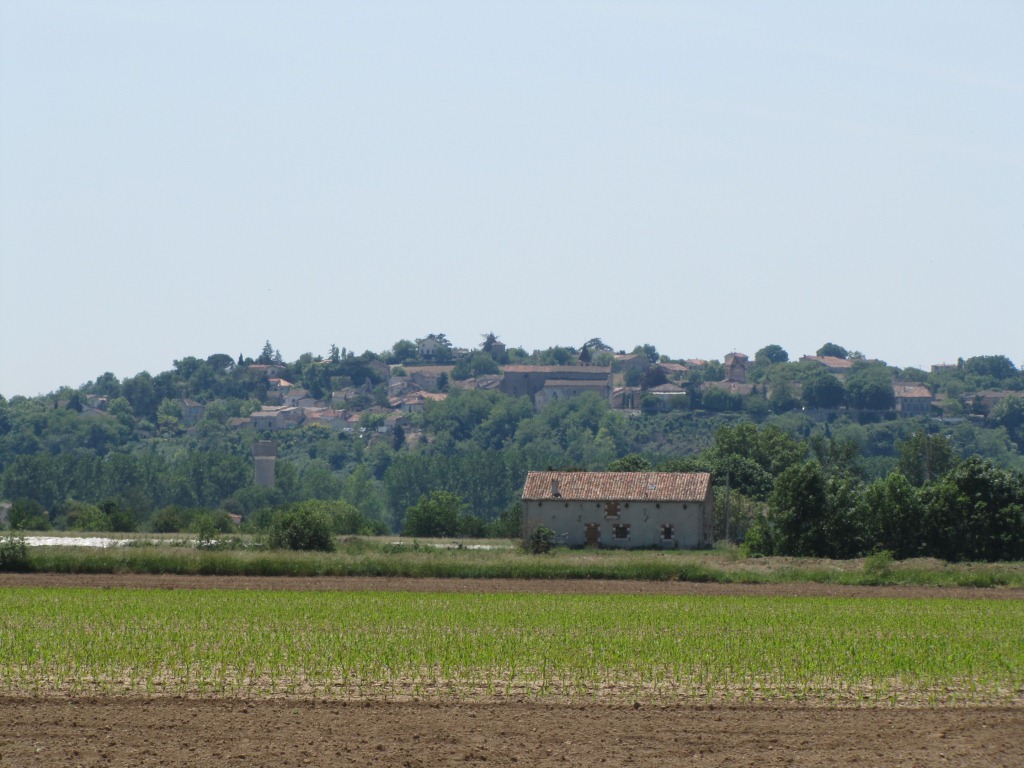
left=40, top=336, right=1022, bottom=441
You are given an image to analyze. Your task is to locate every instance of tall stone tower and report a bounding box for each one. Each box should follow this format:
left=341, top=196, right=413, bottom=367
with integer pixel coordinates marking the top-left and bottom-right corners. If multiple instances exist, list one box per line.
left=724, top=352, right=749, bottom=383
left=252, top=440, right=277, bottom=488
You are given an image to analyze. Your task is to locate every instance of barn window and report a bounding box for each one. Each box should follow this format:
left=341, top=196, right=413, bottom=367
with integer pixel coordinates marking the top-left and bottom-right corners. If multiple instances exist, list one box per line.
left=661, top=524, right=675, bottom=541
left=613, top=523, right=630, bottom=540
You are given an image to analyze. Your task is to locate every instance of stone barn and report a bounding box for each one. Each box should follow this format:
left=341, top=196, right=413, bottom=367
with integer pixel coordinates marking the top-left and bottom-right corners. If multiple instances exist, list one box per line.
left=521, top=471, right=713, bottom=549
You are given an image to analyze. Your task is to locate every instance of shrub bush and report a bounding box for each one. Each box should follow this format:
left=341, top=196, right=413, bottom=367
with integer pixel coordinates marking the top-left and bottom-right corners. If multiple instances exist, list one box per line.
left=526, top=525, right=555, bottom=554
left=863, top=549, right=895, bottom=579
left=0, top=534, right=30, bottom=572
left=9, top=498, right=50, bottom=531
left=487, top=503, right=523, bottom=539
left=404, top=491, right=479, bottom=537
left=267, top=506, right=335, bottom=551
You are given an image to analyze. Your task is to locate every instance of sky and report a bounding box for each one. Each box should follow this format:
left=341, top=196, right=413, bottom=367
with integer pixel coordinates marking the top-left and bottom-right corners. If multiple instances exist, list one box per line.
left=1, top=1, right=1022, bottom=397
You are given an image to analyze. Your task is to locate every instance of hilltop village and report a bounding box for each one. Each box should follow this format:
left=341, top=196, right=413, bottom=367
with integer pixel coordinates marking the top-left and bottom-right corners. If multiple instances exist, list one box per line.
left=61, top=335, right=1023, bottom=443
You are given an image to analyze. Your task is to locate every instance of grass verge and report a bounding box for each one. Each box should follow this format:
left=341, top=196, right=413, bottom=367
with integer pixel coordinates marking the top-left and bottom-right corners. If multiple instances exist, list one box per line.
left=9, top=536, right=1024, bottom=588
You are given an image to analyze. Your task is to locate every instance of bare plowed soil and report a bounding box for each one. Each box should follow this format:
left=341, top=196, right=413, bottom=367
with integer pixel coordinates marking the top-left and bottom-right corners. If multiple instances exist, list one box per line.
left=3, top=572, right=1024, bottom=599
left=1, top=697, right=1022, bottom=767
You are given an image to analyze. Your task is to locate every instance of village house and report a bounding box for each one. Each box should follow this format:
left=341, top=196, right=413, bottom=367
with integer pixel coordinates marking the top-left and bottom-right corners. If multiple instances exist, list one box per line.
left=655, top=362, right=689, bottom=381
left=893, top=384, right=934, bottom=417
left=264, top=378, right=293, bottom=405
left=965, top=390, right=1023, bottom=416
left=331, top=387, right=364, bottom=407
left=499, top=365, right=613, bottom=408
left=404, top=365, right=455, bottom=392
left=534, top=378, right=612, bottom=409
left=645, top=382, right=690, bottom=409
left=452, top=374, right=503, bottom=391
left=799, top=355, right=856, bottom=374
left=251, top=406, right=304, bottom=431
left=612, top=386, right=642, bottom=410
left=301, top=408, right=351, bottom=431
left=723, top=352, right=749, bottom=383
left=179, top=398, right=205, bottom=426
left=521, top=471, right=713, bottom=549
left=390, top=391, right=447, bottom=414
left=84, top=394, right=109, bottom=410
left=388, top=376, right=422, bottom=398
left=282, top=388, right=322, bottom=408
left=703, top=380, right=755, bottom=397
left=247, top=363, right=286, bottom=378
left=613, top=354, right=651, bottom=375
left=416, top=336, right=448, bottom=360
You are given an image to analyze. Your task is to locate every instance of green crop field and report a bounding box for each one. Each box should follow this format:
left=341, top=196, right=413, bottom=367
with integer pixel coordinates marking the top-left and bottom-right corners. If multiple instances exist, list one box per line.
left=1, top=588, right=1022, bottom=706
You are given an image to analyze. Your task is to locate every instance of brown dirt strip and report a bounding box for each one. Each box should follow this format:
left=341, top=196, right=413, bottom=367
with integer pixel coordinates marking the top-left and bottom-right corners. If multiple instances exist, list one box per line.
left=1, top=697, right=1021, bottom=767
left=2, top=571, right=1023, bottom=598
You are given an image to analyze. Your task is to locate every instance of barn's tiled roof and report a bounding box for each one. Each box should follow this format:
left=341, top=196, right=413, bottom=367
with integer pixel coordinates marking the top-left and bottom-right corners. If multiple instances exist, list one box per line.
left=522, top=471, right=711, bottom=502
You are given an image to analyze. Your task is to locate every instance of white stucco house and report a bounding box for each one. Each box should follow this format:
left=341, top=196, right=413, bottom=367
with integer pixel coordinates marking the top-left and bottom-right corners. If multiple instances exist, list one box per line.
left=521, top=471, right=713, bottom=549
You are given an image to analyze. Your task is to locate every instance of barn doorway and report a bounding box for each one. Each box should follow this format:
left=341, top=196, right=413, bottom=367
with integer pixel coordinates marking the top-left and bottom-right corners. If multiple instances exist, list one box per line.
left=584, top=523, right=600, bottom=547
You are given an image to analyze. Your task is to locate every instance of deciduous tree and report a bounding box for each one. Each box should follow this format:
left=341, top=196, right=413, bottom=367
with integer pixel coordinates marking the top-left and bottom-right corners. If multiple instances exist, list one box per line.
left=802, top=370, right=845, bottom=409
left=754, top=345, right=789, bottom=365
left=845, top=365, right=895, bottom=411
left=404, top=491, right=471, bottom=537
left=816, top=342, right=848, bottom=359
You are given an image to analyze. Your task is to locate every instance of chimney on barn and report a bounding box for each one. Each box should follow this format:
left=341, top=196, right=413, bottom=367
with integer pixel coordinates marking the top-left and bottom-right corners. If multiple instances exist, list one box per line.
left=551, top=478, right=560, bottom=497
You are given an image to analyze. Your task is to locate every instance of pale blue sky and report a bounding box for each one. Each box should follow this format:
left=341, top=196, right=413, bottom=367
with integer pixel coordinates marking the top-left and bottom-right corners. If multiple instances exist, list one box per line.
left=2, top=1, right=1022, bottom=397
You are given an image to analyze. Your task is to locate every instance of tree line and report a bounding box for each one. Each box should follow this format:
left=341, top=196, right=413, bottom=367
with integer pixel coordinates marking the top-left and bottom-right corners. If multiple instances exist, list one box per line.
left=2, top=341, right=1024, bottom=560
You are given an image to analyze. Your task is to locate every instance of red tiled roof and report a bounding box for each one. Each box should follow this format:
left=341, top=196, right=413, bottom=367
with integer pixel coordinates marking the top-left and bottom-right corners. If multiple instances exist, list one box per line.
left=503, top=365, right=612, bottom=374
left=522, top=471, right=711, bottom=502
left=404, top=365, right=455, bottom=375
left=541, top=379, right=608, bottom=388
left=893, top=384, right=932, bottom=399
left=801, top=356, right=855, bottom=369
left=648, top=383, right=686, bottom=394
left=703, top=381, right=754, bottom=395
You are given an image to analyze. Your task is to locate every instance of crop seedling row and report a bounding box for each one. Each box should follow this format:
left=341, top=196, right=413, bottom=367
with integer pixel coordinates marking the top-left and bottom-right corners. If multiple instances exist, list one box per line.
left=1, top=588, right=1021, bottom=705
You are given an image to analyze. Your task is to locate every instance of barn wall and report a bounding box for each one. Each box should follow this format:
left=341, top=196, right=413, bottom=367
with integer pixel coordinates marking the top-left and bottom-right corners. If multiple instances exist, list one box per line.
left=522, top=498, right=710, bottom=549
